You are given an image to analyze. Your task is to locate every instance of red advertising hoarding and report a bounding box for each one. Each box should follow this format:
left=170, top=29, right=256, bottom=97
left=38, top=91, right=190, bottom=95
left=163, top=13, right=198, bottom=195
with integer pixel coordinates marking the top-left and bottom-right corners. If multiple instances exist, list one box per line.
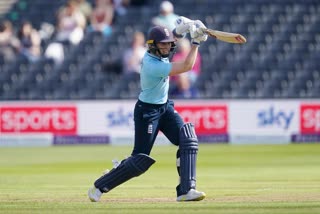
left=300, top=104, right=320, bottom=134
left=0, top=106, right=77, bottom=134
left=175, top=105, right=228, bottom=134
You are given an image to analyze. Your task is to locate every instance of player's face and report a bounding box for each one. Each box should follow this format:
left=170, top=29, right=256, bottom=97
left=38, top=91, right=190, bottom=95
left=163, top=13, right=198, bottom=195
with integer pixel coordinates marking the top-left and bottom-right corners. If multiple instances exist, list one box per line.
left=156, top=42, right=171, bottom=56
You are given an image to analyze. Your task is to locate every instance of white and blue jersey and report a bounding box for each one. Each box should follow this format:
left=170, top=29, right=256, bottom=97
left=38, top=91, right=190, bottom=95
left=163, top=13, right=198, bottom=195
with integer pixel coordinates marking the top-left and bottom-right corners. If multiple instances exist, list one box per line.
left=138, top=52, right=172, bottom=104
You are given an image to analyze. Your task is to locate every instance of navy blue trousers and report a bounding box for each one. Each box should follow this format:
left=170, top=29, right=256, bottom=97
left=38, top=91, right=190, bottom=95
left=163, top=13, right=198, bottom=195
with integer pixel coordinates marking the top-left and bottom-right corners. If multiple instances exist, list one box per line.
left=132, top=99, right=184, bottom=155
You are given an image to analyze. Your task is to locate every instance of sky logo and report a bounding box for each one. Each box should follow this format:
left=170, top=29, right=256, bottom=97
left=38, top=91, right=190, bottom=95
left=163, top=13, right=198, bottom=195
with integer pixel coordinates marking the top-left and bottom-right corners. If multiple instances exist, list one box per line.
left=257, top=106, right=294, bottom=130
left=106, top=107, right=133, bottom=128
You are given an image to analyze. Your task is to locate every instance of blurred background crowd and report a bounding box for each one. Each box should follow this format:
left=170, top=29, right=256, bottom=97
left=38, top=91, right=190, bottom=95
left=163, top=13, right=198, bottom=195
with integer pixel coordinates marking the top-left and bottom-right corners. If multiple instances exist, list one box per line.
left=0, top=0, right=319, bottom=100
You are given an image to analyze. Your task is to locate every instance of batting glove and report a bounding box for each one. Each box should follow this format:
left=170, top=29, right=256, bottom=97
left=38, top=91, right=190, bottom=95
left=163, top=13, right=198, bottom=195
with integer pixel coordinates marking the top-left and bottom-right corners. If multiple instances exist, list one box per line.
left=194, top=20, right=207, bottom=35
left=190, top=23, right=208, bottom=45
left=173, top=16, right=193, bottom=38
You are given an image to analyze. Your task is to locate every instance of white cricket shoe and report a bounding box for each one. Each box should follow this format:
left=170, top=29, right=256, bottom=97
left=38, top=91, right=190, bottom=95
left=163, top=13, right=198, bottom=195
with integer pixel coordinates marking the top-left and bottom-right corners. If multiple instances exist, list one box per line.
left=177, top=189, right=206, bottom=202
left=88, top=186, right=103, bottom=202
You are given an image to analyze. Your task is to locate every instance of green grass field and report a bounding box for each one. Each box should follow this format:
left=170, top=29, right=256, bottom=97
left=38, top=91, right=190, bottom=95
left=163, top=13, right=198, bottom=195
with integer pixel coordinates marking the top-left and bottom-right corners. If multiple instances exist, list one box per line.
left=0, top=144, right=320, bottom=214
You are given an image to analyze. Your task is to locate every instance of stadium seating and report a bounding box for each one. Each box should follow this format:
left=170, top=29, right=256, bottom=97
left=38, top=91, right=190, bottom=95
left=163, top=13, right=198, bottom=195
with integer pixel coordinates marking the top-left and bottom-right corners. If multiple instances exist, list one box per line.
left=0, top=0, right=319, bottom=100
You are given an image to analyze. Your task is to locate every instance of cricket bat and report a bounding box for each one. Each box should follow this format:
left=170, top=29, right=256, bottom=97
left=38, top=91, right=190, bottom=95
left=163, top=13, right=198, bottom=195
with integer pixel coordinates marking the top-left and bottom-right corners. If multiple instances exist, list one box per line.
left=202, top=28, right=247, bottom=44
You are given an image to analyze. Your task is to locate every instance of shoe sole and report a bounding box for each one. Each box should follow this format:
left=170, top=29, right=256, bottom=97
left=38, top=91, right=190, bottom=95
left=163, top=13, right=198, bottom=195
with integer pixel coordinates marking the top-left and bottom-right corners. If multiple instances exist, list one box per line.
left=192, top=194, right=206, bottom=201
left=89, top=197, right=97, bottom=202
left=177, top=194, right=206, bottom=202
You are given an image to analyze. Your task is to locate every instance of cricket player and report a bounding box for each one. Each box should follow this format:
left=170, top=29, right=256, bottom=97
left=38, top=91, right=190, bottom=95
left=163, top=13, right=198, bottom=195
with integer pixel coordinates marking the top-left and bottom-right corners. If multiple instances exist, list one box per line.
left=88, top=17, right=208, bottom=202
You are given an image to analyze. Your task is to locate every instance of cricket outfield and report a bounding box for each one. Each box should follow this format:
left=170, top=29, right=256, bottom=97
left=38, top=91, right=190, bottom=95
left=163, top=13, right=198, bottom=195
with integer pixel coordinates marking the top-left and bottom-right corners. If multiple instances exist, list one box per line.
left=0, top=144, right=319, bottom=214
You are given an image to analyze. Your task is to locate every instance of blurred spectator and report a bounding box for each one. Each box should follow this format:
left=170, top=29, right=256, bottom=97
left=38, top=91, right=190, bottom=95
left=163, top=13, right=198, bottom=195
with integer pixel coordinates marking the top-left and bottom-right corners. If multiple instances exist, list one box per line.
left=17, top=21, right=42, bottom=62
left=0, top=20, right=20, bottom=63
left=122, top=31, right=146, bottom=74
left=45, top=0, right=86, bottom=65
left=56, top=0, right=86, bottom=45
left=113, top=0, right=148, bottom=22
left=170, top=38, right=202, bottom=98
left=38, top=22, right=55, bottom=42
left=87, top=0, right=114, bottom=37
left=44, top=42, right=65, bottom=65
left=151, top=1, right=179, bottom=31
left=75, top=0, right=93, bottom=22
left=113, top=0, right=129, bottom=16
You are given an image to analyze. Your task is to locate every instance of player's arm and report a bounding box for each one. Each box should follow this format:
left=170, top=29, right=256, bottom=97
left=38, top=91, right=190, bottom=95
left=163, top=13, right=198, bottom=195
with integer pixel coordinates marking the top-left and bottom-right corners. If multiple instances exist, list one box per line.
left=169, top=20, right=208, bottom=76
left=169, top=44, right=199, bottom=76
